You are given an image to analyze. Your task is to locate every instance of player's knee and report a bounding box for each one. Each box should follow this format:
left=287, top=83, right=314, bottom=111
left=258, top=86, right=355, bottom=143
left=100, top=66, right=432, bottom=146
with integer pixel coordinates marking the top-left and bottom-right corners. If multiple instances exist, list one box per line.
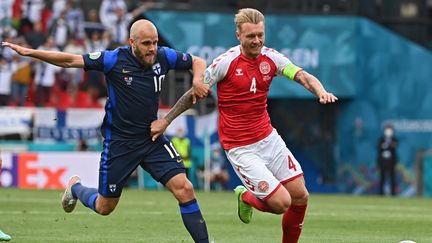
left=270, top=197, right=291, bottom=214
left=292, top=191, right=309, bottom=205
left=173, top=179, right=194, bottom=199
left=180, top=179, right=194, bottom=196
left=98, top=207, right=114, bottom=216
left=97, top=205, right=116, bottom=216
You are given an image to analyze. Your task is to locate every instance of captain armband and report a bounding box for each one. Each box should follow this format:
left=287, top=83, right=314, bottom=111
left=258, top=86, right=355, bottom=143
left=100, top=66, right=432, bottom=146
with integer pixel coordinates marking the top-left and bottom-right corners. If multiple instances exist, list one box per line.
left=282, top=63, right=302, bottom=80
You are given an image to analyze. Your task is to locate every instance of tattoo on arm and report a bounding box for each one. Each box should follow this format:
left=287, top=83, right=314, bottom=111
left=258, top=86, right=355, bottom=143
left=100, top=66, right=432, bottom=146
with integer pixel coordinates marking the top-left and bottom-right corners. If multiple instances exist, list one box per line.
left=165, top=89, right=194, bottom=124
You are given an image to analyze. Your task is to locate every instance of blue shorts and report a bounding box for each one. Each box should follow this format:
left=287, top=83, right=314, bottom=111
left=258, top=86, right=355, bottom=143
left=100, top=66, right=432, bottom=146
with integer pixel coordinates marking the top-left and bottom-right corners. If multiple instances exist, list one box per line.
left=98, top=135, right=185, bottom=197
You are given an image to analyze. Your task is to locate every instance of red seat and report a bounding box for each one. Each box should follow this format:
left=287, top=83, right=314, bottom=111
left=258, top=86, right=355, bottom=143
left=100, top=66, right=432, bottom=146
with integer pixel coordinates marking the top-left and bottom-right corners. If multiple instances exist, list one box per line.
left=74, top=91, right=93, bottom=108
left=57, top=91, right=74, bottom=110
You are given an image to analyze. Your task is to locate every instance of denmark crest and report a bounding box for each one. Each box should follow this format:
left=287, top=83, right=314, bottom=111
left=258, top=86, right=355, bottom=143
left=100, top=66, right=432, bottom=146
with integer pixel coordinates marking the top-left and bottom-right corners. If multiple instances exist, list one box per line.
left=258, top=180, right=269, bottom=192
left=259, top=61, right=270, bottom=75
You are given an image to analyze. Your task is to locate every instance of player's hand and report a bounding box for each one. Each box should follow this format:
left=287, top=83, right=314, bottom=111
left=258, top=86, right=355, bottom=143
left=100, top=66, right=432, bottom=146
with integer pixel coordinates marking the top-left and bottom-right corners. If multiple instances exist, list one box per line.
left=318, top=91, right=338, bottom=104
left=150, top=118, right=169, bottom=141
left=1, top=42, right=30, bottom=56
left=191, top=81, right=210, bottom=104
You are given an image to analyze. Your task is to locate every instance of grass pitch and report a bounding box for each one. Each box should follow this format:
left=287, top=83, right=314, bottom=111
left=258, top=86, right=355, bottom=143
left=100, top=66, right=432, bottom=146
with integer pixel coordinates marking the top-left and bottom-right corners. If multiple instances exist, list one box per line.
left=0, top=188, right=431, bottom=242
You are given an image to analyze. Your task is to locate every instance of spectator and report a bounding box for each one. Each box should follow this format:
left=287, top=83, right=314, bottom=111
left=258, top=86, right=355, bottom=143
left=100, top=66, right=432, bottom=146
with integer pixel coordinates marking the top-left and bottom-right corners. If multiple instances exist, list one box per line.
left=84, top=31, right=107, bottom=101
left=11, top=40, right=33, bottom=106
left=0, top=54, right=18, bottom=106
left=64, top=0, right=85, bottom=39
left=63, top=38, right=85, bottom=93
left=0, top=0, right=14, bottom=37
left=20, top=0, right=45, bottom=33
left=83, top=9, right=106, bottom=39
left=51, top=0, right=67, bottom=20
left=209, top=146, right=229, bottom=190
left=171, top=127, right=193, bottom=179
left=377, top=124, right=399, bottom=196
left=48, top=10, right=71, bottom=50
left=101, top=2, right=155, bottom=45
left=24, top=21, right=47, bottom=49
left=33, top=37, right=61, bottom=106
left=99, top=0, right=127, bottom=28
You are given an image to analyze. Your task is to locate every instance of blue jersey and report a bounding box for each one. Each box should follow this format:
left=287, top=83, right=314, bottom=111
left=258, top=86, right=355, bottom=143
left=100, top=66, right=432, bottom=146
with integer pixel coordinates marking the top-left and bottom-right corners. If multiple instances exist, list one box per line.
left=83, top=46, right=193, bottom=140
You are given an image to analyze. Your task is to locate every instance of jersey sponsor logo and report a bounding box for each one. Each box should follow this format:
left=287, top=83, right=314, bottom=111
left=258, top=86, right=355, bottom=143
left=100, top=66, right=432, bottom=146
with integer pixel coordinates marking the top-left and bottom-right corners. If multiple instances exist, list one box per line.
left=259, top=61, right=271, bottom=75
left=235, top=68, right=243, bottom=76
left=122, top=68, right=131, bottom=73
left=109, top=184, right=117, bottom=193
left=152, top=63, right=161, bottom=75
left=89, top=52, right=101, bottom=60
left=258, top=180, right=269, bottom=193
left=124, top=76, right=133, bottom=86
left=263, top=75, right=271, bottom=81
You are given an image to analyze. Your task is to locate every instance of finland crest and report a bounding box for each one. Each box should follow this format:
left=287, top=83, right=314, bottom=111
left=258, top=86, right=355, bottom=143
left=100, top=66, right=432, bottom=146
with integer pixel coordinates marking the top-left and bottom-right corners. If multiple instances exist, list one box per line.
left=152, top=63, right=161, bottom=75
left=109, top=184, right=117, bottom=193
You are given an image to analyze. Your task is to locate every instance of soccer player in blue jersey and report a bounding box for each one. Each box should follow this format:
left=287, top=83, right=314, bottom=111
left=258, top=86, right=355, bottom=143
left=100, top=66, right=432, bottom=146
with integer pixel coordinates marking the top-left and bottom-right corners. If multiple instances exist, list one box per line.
left=2, top=19, right=209, bottom=242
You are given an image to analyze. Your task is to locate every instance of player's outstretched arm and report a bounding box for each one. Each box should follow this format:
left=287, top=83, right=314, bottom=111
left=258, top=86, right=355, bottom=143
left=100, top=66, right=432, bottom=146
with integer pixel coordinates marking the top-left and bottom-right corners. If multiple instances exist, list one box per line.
left=191, top=55, right=210, bottom=104
left=1, top=41, right=84, bottom=68
left=294, top=70, right=338, bottom=104
left=150, top=89, right=194, bottom=141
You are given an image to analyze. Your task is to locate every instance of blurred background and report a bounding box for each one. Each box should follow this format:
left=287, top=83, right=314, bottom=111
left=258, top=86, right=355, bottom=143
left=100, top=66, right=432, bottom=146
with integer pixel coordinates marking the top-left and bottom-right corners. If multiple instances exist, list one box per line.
left=1, top=0, right=432, bottom=197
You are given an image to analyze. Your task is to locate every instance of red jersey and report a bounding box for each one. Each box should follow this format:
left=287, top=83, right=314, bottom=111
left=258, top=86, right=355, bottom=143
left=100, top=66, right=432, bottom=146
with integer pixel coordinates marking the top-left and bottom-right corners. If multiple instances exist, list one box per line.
left=205, top=46, right=293, bottom=150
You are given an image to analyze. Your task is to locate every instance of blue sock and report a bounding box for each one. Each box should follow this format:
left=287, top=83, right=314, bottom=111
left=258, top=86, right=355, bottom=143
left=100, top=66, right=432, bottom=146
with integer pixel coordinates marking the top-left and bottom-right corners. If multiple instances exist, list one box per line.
left=71, top=183, right=98, bottom=212
left=179, top=199, right=209, bottom=243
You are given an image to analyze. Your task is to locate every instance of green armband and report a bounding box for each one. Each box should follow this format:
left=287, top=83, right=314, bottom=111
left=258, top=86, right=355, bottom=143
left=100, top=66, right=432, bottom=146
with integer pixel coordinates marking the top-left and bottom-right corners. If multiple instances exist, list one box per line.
left=282, top=63, right=302, bottom=80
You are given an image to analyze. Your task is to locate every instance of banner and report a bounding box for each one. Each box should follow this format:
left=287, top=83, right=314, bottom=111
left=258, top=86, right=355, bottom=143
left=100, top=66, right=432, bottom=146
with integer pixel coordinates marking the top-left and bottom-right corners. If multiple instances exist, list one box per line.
left=33, top=108, right=104, bottom=143
left=0, top=152, right=100, bottom=189
left=0, top=107, right=33, bottom=136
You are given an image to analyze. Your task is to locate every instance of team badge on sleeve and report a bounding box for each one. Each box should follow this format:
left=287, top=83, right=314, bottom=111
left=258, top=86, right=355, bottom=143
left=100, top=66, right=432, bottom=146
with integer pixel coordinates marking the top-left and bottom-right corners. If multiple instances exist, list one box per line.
left=89, top=52, right=101, bottom=60
left=204, top=70, right=213, bottom=84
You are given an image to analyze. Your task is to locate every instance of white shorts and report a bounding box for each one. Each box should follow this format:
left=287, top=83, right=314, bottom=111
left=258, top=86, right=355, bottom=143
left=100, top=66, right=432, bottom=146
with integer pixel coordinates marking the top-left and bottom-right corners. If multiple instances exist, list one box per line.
left=225, top=129, right=303, bottom=200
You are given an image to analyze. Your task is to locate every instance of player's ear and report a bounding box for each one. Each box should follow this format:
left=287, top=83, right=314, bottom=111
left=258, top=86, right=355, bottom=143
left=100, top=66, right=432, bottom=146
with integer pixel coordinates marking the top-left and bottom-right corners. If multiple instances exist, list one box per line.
left=236, top=31, right=240, bottom=40
left=128, top=37, right=134, bottom=46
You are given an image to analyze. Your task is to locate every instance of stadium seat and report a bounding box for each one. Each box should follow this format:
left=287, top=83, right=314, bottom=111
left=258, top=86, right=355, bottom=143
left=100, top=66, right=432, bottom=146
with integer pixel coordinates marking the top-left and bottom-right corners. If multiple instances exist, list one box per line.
left=74, top=91, right=93, bottom=108
left=57, top=91, right=74, bottom=110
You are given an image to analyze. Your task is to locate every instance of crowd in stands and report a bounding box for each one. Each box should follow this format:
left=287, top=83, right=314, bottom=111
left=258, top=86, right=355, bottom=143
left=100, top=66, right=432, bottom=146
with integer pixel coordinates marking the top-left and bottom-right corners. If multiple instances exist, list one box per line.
left=0, top=0, right=154, bottom=109
left=1, top=0, right=430, bottom=109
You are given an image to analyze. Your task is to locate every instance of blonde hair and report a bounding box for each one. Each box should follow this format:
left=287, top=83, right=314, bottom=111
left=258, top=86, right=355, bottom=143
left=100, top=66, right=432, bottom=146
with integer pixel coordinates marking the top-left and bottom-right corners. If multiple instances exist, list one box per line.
left=234, top=8, right=265, bottom=30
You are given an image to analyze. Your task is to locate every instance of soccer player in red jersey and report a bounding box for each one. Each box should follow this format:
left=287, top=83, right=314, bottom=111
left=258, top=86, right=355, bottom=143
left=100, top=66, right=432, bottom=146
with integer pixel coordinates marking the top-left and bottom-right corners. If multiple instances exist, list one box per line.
left=151, top=8, right=337, bottom=243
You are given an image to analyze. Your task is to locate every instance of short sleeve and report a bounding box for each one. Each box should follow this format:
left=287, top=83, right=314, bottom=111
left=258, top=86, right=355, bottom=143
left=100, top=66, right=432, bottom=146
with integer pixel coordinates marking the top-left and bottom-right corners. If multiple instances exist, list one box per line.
left=263, top=48, right=293, bottom=75
left=203, top=52, right=233, bottom=87
left=83, top=49, right=119, bottom=73
left=161, top=47, right=192, bottom=70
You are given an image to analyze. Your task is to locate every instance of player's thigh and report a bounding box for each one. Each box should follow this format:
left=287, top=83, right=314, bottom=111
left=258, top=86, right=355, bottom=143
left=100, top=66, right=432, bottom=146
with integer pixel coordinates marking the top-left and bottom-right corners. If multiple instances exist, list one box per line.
left=141, top=135, right=187, bottom=186
left=226, top=145, right=280, bottom=200
left=264, top=130, right=304, bottom=183
left=98, top=139, right=144, bottom=197
left=283, top=176, right=309, bottom=205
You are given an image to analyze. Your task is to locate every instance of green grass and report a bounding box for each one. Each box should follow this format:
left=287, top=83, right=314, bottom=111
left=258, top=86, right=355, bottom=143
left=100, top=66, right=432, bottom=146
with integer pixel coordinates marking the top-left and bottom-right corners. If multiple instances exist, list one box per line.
left=1, top=188, right=431, bottom=242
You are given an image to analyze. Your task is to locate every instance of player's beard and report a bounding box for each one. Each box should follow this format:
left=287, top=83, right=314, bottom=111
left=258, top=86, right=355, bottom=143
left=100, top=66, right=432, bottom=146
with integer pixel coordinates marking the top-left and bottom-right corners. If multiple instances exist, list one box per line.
left=134, top=47, right=156, bottom=67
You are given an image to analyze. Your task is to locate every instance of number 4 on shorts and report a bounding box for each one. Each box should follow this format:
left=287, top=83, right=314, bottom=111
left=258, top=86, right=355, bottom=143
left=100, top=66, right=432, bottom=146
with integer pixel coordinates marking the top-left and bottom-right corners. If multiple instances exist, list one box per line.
left=288, top=155, right=297, bottom=171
